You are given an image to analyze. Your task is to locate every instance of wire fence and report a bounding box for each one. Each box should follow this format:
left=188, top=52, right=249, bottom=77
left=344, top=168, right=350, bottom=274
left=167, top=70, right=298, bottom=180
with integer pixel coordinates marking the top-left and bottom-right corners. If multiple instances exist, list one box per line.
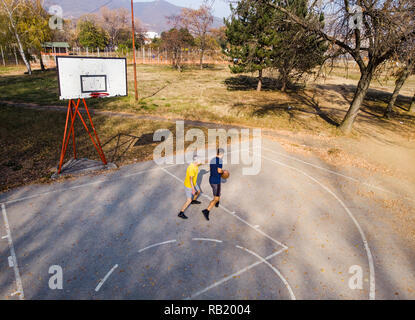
left=0, top=44, right=228, bottom=68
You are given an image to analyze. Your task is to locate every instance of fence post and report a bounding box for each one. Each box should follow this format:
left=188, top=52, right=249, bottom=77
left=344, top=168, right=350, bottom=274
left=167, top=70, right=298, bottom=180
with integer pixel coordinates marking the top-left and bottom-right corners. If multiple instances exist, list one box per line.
left=97, top=47, right=100, bottom=57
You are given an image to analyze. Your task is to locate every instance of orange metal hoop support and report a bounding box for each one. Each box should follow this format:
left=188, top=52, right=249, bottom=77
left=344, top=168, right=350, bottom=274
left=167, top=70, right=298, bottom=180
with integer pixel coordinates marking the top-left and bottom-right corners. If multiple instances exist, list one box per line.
left=57, top=98, right=107, bottom=174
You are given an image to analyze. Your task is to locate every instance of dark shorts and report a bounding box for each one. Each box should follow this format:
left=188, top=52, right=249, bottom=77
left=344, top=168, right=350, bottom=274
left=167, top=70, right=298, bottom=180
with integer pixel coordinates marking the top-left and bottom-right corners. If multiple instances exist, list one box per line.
left=210, top=183, right=221, bottom=197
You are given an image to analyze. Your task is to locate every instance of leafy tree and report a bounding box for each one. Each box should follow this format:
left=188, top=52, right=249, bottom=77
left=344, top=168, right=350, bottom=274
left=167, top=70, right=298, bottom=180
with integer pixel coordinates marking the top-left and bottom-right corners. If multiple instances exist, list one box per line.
left=118, top=28, right=145, bottom=49
left=77, top=17, right=109, bottom=50
left=161, top=28, right=194, bottom=72
left=272, top=0, right=327, bottom=92
left=210, top=27, right=227, bottom=51
left=1, top=0, right=33, bottom=74
left=225, top=0, right=279, bottom=92
left=17, top=0, right=51, bottom=71
left=0, top=7, right=11, bottom=64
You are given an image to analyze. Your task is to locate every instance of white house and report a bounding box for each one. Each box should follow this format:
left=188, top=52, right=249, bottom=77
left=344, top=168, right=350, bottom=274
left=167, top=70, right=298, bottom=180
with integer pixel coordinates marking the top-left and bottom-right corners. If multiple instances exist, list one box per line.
left=144, top=31, right=160, bottom=44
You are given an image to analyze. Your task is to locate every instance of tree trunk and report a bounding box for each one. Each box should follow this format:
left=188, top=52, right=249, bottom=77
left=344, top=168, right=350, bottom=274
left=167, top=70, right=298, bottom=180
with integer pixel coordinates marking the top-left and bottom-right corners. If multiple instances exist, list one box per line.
left=12, top=27, right=31, bottom=74
left=384, top=66, right=412, bottom=118
left=38, top=53, right=46, bottom=71
left=409, top=92, right=415, bottom=112
left=339, top=68, right=374, bottom=134
left=281, top=77, right=287, bottom=92
left=199, top=49, right=204, bottom=70
left=0, top=45, right=5, bottom=66
left=257, top=69, right=263, bottom=92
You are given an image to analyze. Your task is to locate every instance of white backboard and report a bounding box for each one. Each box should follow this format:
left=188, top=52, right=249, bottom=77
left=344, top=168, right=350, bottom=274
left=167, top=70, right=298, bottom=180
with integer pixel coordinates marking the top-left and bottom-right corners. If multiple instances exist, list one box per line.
left=56, top=56, right=128, bottom=100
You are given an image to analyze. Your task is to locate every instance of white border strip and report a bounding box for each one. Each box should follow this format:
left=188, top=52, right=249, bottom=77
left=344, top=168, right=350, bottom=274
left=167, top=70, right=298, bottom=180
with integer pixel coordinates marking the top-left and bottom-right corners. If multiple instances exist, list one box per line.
left=1, top=203, right=24, bottom=300
left=95, top=264, right=118, bottom=292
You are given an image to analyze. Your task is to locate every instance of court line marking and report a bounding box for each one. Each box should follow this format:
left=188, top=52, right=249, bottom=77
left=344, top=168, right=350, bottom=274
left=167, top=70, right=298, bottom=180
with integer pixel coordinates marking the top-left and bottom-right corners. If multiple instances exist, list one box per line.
left=138, top=240, right=177, bottom=253
left=95, top=264, right=118, bottom=292
left=258, top=152, right=376, bottom=300
left=1, top=203, right=24, bottom=300
left=261, top=146, right=415, bottom=202
left=1, top=164, right=180, bottom=205
left=192, top=238, right=223, bottom=243
left=160, top=167, right=288, bottom=251
left=236, top=245, right=296, bottom=300
left=138, top=238, right=287, bottom=300
left=185, top=248, right=286, bottom=300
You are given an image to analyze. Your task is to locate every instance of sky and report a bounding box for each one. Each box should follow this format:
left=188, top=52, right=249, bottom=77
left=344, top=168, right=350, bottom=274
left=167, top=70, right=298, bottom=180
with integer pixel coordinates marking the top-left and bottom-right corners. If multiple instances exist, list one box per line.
left=134, top=0, right=232, bottom=18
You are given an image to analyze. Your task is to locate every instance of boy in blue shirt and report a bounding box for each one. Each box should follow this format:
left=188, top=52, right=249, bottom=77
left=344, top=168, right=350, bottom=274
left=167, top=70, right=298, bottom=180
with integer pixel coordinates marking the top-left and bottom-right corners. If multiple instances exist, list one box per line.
left=202, top=148, right=224, bottom=221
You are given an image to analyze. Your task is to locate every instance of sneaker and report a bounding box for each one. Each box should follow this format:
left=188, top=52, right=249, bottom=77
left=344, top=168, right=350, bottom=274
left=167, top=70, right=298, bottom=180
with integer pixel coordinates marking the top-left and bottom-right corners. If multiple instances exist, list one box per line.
left=178, top=212, right=188, bottom=219
left=202, top=209, right=210, bottom=221
left=215, top=201, right=220, bottom=208
left=191, top=200, right=201, bottom=205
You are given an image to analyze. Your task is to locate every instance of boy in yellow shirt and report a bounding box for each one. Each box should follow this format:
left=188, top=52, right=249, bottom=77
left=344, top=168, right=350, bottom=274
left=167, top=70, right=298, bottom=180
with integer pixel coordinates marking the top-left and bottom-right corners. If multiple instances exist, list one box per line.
left=178, top=155, right=203, bottom=219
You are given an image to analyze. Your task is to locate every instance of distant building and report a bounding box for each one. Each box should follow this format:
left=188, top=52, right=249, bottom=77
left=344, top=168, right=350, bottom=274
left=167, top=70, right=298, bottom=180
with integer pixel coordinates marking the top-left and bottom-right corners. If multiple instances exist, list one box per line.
left=42, top=42, right=70, bottom=56
left=144, top=31, right=160, bottom=44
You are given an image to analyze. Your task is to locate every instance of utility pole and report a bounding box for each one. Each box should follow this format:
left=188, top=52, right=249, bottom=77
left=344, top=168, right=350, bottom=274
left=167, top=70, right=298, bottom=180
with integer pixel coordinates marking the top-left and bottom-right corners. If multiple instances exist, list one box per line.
left=131, top=0, right=139, bottom=101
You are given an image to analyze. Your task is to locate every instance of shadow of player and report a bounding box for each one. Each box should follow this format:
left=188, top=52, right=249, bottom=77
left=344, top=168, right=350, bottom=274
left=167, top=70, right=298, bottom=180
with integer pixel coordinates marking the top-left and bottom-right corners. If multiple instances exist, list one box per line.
left=196, top=169, right=209, bottom=193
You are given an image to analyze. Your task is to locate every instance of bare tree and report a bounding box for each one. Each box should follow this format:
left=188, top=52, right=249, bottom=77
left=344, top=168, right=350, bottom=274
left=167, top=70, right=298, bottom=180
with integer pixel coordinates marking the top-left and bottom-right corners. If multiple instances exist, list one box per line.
left=384, top=57, right=414, bottom=118
left=1, top=0, right=32, bottom=74
left=267, top=0, right=415, bottom=133
left=177, top=0, right=214, bottom=70
left=99, top=7, right=129, bottom=47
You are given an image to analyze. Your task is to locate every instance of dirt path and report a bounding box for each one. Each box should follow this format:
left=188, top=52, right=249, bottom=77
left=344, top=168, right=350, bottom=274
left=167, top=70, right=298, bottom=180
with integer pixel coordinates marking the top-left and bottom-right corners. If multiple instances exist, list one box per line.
left=2, top=99, right=414, bottom=188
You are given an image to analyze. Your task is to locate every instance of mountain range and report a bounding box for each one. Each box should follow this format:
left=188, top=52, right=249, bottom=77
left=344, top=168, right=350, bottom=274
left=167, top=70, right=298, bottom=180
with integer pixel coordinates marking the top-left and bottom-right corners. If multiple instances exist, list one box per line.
left=44, top=0, right=224, bottom=33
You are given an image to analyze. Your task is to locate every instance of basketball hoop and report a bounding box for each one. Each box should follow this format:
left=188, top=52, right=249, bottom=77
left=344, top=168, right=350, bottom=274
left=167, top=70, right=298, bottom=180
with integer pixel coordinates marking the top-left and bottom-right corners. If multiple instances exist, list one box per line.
left=90, top=92, right=110, bottom=99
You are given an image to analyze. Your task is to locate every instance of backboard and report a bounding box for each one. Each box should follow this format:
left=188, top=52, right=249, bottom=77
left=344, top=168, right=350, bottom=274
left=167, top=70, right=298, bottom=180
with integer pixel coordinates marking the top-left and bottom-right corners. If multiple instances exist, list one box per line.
left=56, top=56, right=128, bottom=100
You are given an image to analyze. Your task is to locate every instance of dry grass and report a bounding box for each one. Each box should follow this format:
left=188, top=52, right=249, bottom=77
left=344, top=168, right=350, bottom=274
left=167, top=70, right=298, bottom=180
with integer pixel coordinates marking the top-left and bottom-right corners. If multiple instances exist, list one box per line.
left=0, top=104, right=214, bottom=192
left=1, top=63, right=414, bottom=140
left=1, top=62, right=414, bottom=190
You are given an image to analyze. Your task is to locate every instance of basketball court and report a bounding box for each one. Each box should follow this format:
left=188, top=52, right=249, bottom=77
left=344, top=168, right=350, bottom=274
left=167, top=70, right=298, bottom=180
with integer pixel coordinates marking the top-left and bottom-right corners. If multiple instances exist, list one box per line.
left=1, top=56, right=414, bottom=300
left=4, top=135, right=409, bottom=300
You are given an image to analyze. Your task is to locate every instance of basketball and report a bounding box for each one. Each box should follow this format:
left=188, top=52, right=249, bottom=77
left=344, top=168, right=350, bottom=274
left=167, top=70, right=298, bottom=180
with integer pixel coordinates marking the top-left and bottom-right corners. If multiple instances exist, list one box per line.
left=222, top=170, right=230, bottom=179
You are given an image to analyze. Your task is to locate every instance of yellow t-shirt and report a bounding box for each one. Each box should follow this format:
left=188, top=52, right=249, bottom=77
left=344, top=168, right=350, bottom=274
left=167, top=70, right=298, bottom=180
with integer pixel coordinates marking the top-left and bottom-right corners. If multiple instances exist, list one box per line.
left=184, top=163, right=199, bottom=188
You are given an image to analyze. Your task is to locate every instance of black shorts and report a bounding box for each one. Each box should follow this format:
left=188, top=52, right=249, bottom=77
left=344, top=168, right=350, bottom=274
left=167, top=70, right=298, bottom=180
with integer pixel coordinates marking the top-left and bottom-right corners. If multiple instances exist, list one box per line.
left=210, top=183, right=221, bottom=197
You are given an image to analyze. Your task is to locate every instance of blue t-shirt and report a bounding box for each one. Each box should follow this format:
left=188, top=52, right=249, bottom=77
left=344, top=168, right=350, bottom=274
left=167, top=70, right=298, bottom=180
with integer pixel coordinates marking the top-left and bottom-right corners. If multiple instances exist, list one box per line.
left=209, top=157, right=223, bottom=184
